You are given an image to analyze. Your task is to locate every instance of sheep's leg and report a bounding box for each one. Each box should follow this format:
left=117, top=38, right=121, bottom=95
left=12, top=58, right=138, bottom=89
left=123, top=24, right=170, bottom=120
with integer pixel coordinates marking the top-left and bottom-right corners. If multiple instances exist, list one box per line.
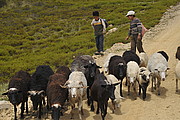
left=120, top=81, right=123, bottom=97
left=142, top=86, right=147, bottom=100
left=87, top=88, right=91, bottom=106
left=26, top=100, right=28, bottom=114
left=128, top=85, right=130, bottom=96
left=78, top=98, right=83, bottom=120
left=139, top=84, right=142, bottom=95
left=90, top=100, right=95, bottom=111
left=14, top=105, right=17, bottom=120
left=133, top=82, right=137, bottom=100
left=127, top=80, right=130, bottom=95
left=47, top=99, right=50, bottom=111
left=38, top=100, right=42, bottom=119
left=151, top=77, right=154, bottom=92
left=111, top=100, right=115, bottom=113
left=43, top=97, right=46, bottom=106
left=157, top=79, right=161, bottom=95
left=154, top=77, right=157, bottom=90
left=81, top=106, right=84, bottom=115
left=20, top=102, right=25, bottom=118
left=70, top=104, right=75, bottom=119
left=96, top=102, right=100, bottom=114
left=100, top=103, right=105, bottom=120
left=176, top=78, right=178, bottom=92
left=125, top=77, right=128, bottom=86
left=104, top=101, right=108, bottom=118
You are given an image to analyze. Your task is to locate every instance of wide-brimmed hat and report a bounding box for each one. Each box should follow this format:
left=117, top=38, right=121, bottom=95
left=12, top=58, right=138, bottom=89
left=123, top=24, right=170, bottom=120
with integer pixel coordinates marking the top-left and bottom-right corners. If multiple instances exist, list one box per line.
left=126, top=11, right=135, bottom=17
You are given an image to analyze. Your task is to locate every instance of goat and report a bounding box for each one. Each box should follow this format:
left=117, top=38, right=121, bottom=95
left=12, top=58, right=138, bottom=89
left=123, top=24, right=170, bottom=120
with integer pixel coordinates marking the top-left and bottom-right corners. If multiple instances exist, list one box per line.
left=2, top=70, right=31, bottom=120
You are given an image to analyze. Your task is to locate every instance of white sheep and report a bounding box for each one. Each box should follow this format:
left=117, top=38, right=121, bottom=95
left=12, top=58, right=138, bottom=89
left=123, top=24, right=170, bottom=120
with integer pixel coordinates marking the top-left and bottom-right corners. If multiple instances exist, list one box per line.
left=147, top=52, right=169, bottom=95
left=62, top=71, right=87, bottom=120
left=105, top=74, right=124, bottom=113
left=139, top=52, right=148, bottom=67
left=126, top=61, right=139, bottom=100
left=175, top=61, right=180, bottom=92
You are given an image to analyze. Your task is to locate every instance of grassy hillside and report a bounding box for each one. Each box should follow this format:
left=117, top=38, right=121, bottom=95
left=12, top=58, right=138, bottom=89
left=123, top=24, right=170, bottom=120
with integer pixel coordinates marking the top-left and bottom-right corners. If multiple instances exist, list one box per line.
left=0, top=0, right=179, bottom=83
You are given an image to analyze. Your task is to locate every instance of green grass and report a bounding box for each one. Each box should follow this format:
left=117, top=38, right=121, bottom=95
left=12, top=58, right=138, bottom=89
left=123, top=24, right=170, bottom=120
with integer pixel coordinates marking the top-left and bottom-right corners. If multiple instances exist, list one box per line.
left=0, top=0, right=179, bottom=84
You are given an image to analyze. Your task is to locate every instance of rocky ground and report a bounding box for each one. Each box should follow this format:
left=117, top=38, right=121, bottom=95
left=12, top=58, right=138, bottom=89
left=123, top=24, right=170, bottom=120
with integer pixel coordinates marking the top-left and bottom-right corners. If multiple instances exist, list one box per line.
left=1, top=3, right=180, bottom=120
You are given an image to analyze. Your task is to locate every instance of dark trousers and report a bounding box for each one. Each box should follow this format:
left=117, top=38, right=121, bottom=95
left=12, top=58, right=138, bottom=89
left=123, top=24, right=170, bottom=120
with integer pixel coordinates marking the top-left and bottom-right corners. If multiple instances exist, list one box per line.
left=130, top=34, right=144, bottom=53
left=95, top=35, right=104, bottom=52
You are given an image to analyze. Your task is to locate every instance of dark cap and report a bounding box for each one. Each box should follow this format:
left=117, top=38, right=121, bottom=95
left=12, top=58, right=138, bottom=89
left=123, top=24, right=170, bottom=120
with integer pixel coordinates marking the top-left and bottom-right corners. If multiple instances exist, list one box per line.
left=93, top=11, right=99, bottom=16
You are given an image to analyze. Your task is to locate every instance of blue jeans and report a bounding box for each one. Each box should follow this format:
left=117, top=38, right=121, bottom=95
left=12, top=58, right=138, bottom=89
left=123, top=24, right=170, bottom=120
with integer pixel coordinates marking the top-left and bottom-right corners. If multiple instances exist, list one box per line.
left=95, top=35, right=104, bottom=52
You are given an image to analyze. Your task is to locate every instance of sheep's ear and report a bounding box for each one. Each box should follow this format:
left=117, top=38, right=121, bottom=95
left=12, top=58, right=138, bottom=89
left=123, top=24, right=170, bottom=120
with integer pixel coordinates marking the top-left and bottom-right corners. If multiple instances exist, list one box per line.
left=2, top=92, right=8, bottom=95
left=150, top=72, right=153, bottom=76
left=113, top=81, right=121, bottom=86
left=97, top=65, right=102, bottom=68
left=28, top=91, right=32, bottom=96
left=38, top=90, right=45, bottom=95
left=64, top=81, right=70, bottom=86
left=38, top=90, right=45, bottom=97
left=139, top=72, right=143, bottom=75
left=101, top=71, right=104, bottom=74
left=28, top=91, right=36, bottom=96
left=79, top=81, right=84, bottom=86
left=84, top=65, right=88, bottom=68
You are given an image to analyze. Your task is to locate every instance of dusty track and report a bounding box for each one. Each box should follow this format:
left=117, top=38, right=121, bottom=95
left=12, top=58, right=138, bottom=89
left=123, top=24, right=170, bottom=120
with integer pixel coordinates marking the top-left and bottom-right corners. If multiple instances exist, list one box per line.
left=1, top=3, right=180, bottom=120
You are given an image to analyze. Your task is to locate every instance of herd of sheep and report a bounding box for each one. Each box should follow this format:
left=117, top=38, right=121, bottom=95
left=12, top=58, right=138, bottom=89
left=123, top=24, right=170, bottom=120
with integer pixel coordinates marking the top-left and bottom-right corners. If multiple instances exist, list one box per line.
left=2, top=46, right=180, bottom=120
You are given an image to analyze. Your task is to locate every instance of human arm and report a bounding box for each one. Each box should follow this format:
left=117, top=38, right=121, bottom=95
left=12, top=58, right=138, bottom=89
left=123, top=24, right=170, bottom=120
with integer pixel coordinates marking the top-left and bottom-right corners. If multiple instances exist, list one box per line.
left=101, top=19, right=106, bottom=34
left=136, top=19, right=142, bottom=40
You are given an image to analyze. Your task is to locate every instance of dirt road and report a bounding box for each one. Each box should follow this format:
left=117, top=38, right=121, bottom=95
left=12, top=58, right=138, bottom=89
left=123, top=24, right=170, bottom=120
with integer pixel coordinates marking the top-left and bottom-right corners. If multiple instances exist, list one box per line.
left=1, top=3, right=180, bottom=120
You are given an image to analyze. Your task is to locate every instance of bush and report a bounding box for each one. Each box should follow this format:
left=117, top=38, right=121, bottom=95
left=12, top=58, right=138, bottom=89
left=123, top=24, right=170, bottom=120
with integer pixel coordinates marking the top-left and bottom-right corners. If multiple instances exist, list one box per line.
left=0, top=0, right=179, bottom=83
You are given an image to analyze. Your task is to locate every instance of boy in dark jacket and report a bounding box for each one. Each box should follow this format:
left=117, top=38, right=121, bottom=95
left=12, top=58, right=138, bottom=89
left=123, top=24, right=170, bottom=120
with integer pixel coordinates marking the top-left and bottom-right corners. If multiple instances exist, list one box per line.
left=91, top=11, right=106, bottom=55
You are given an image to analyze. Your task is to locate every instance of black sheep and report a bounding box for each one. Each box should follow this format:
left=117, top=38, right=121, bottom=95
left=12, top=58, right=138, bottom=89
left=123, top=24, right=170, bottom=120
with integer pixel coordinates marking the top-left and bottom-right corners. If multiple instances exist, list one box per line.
left=91, top=71, right=120, bottom=120
left=29, top=65, right=54, bottom=119
left=71, top=55, right=101, bottom=106
left=108, top=55, right=127, bottom=97
left=122, top=50, right=140, bottom=65
left=2, top=70, right=31, bottom=120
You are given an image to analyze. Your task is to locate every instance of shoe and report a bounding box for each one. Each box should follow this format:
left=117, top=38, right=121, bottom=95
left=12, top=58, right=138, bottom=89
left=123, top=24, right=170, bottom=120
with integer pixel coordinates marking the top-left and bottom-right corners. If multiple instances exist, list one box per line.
left=94, top=52, right=100, bottom=55
left=99, top=51, right=104, bottom=55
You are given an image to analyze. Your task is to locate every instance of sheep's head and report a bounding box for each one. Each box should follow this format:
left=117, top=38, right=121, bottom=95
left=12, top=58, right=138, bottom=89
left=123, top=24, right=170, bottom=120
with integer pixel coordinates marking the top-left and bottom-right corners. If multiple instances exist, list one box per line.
left=28, top=90, right=45, bottom=110
left=61, top=81, right=88, bottom=99
left=154, top=63, right=170, bottom=81
left=2, top=88, right=22, bottom=105
left=117, top=62, right=127, bottom=78
left=139, top=67, right=152, bottom=83
left=51, top=104, right=62, bottom=120
left=84, top=62, right=102, bottom=78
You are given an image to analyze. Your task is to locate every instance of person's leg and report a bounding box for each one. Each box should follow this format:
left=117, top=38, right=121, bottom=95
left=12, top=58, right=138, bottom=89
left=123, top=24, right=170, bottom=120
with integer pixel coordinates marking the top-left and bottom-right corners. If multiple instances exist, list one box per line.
left=99, top=35, right=104, bottom=52
left=130, top=35, right=136, bottom=53
left=95, top=36, right=100, bottom=52
left=137, top=36, right=144, bottom=53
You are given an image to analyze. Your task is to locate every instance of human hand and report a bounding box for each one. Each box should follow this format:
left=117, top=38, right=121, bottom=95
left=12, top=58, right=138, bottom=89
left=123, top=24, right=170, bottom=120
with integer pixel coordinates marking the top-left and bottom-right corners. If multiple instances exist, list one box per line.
left=125, top=36, right=129, bottom=40
left=137, top=34, right=141, bottom=40
left=103, top=30, right=106, bottom=34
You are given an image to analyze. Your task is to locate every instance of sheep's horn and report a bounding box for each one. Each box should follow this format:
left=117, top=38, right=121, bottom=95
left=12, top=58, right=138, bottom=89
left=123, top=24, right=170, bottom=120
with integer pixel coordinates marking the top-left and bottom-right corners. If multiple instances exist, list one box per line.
left=59, top=84, right=68, bottom=88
